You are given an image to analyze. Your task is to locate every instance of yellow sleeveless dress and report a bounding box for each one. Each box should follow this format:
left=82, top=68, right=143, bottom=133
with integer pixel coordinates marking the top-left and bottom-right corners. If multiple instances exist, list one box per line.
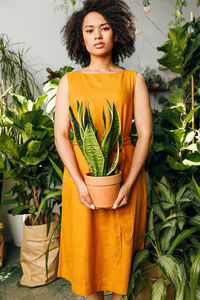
left=57, top=70, right=147, bottom=296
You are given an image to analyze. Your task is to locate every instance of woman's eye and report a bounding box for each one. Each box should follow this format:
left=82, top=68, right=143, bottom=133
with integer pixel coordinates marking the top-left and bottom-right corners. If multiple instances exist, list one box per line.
left=86, top=29, right=93, bottom=33
left=102, top=27, right=110, bottom=31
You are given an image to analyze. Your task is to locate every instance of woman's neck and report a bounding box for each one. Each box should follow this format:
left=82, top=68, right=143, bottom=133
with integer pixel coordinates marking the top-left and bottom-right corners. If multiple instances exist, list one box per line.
left=84, top=55, right=120, bottom=73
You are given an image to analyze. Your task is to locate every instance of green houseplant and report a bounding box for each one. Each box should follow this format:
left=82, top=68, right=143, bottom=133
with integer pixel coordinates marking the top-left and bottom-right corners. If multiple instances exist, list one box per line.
left=123, top=176, right=200, bottom=300
left=0, top=92, right=62, bottom=221
left=69, top=100, right=123, bottom=208
left=0, top=92, right=63, bottom=286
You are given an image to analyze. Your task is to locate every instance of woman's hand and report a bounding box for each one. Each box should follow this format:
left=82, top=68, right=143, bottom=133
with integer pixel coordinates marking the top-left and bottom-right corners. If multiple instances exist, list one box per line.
left=112, top=183, right=133, bottom=209
left=76, top=181, right=95, bottom=209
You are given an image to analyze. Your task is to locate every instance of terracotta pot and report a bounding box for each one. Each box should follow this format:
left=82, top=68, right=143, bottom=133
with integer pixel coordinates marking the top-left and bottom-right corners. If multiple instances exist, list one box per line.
left=133, top=261, right=174, bottom=300
left=84, top=171, right=122, bottom=208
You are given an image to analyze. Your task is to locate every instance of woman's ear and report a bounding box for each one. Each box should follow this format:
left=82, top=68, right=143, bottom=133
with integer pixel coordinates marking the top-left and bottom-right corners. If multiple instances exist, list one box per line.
left=114, top=35, right=117, bottom=42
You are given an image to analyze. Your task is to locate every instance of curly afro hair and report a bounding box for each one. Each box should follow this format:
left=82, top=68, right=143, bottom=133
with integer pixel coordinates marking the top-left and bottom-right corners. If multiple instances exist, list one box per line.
left=61, top=0, right=136, bottom=67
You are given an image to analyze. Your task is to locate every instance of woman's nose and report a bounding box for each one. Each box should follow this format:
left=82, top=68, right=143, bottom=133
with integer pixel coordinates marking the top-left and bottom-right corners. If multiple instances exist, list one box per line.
left=94, top=29, right=103, bottom=39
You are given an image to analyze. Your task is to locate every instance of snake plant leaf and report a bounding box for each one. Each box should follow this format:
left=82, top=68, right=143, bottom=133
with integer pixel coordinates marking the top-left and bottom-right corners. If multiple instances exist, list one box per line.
left=190, top=251, right=200, bottom=300
left=83, top=107, right=89, bottom=129
left=100, top=108, right=106, bottom=144
left=77, top=101, right=85, bottom=139
left=150, top=278, right=167, bottom=300
left=87, top=104, right=96, bottom=134
left=69, top=105, right=84, bottom=153
left=107, top=139, right=119, bottom=176
left=101, top=101, right=121, bottom=175
left=83, top=124, right=104, bottom=176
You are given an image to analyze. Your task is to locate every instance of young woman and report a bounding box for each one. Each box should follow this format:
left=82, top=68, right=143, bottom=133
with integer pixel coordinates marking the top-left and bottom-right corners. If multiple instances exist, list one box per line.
left=54, top=0, right=153, bottom=299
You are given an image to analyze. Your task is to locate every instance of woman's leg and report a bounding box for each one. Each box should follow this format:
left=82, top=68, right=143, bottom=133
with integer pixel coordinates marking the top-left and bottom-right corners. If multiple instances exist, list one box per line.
left=86, top=291, right=104, bottom=300
left=112, top=292, right=123, bottom=300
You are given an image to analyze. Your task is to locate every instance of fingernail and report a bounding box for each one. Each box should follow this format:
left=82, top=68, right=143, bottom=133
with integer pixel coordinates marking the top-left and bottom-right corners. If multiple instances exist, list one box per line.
left=113, top=204, right=117, bottom=209
left=91, top=204, right=95, bottom=210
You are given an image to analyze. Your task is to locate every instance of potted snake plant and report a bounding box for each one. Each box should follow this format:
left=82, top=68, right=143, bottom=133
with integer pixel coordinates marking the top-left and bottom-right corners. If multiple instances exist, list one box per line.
left=69, top=100, right=123, bottom=208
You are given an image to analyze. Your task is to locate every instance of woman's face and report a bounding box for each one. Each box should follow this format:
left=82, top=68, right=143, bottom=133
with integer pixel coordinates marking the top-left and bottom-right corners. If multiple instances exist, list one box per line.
left=82, top=12, right=117, bottom=58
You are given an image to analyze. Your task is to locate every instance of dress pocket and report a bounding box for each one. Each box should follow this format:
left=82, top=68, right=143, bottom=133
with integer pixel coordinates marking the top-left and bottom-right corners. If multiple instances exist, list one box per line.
left=119, top=205, right=135, bottom=245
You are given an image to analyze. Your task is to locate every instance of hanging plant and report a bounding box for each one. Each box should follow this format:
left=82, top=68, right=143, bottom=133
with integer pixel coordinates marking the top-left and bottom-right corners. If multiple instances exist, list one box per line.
left=54, top=0, right=84, bottom=16
left=142, top=0, right=200, bottom=26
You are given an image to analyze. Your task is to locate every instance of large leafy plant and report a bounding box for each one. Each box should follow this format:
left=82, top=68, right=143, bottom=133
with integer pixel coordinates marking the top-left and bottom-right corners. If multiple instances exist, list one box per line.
left=150, top=88, right=200, bottom=185
left=69, top=100, right=122, bottom=176
left=123, top=176, right=200, bottom=300
left=157, top=18, right=200, bottom=108
left=0, top=93, right=63, bottom=226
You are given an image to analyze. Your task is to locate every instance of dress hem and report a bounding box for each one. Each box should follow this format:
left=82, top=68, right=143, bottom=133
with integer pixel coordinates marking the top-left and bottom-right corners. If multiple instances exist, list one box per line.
left=57, top=272, right=128, bottom=296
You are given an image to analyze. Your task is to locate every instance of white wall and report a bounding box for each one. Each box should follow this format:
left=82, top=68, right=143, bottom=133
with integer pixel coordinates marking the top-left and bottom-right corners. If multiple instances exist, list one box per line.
left=0, top=0, right=199, bottom=241
left=1, top=0, right=198, bottom=83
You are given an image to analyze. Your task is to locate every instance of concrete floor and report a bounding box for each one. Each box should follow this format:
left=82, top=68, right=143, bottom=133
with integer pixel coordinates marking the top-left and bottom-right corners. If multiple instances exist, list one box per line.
left=0, top=242, right=112, bottom=300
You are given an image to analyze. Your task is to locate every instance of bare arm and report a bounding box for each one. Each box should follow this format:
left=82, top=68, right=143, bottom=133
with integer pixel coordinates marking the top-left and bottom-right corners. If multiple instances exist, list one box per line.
left=54, top=74, right=94, bottom=209
left=113, top=73, right=153, bottom=209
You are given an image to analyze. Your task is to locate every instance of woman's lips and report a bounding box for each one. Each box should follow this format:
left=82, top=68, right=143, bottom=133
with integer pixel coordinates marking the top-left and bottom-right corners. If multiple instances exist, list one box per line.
left=94, top=43, right=105, bottom=48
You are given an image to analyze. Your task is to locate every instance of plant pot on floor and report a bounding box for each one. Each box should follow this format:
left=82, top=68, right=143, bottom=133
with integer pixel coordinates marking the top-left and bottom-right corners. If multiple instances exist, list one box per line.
left=7, top=209, right=30, bottom=247
left=133, top=261, right=174, bottom=300
left=20, top=213, right=60, bottom=287
left=84, top=171, right=122, bottom=208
